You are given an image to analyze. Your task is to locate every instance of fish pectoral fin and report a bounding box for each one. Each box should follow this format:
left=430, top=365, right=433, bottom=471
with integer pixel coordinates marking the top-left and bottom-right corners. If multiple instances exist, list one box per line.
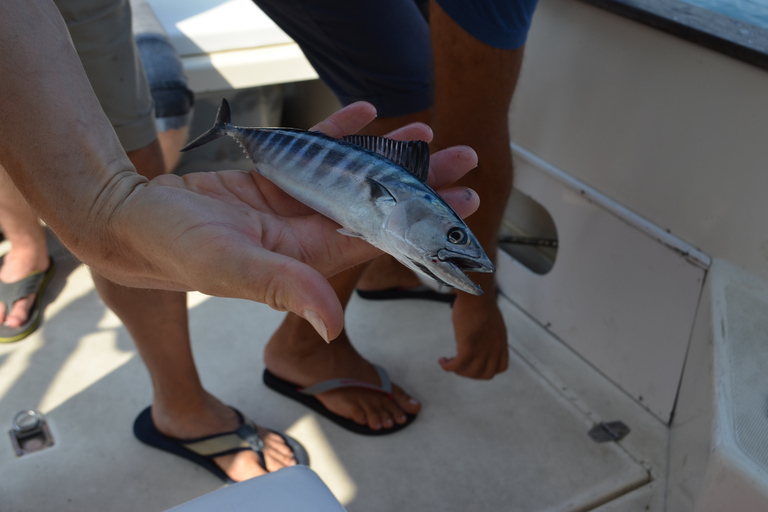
left=337, top=228, right=366, bottom=239
left=366, top=177, right=398, bottom=205
left=344, top=135, right=430, bottom=182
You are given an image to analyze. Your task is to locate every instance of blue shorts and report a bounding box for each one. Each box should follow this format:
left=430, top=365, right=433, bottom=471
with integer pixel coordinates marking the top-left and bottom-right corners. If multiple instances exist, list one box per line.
left=252, top=0, right=538, bottom=117
left=437, top=0, right=539, bottom=50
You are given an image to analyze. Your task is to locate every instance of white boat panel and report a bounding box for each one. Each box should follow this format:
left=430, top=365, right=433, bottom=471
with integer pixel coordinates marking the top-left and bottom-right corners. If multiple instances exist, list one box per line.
left=510, top=0, right=768, bottom=284
left=498, top=150, right=706, bottom=422
left=166, top=465, right=347, bottom=512
left=668, top=260, right=768, bottom=512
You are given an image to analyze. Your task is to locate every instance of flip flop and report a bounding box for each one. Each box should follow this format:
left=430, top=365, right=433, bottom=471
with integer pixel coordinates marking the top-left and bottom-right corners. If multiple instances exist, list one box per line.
left=356, top=285, right=455, bottom=304
left=133, top=406, right=309, bottom=484
left=263, top=365, right=418, bottom=436
left=0, top=257, right=55, bottom=343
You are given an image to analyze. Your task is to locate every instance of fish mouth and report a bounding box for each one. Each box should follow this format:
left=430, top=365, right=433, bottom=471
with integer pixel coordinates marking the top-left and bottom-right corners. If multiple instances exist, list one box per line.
left=437, top=249, right=495, bottom=273
left=402, top=248, right=495, bottom=297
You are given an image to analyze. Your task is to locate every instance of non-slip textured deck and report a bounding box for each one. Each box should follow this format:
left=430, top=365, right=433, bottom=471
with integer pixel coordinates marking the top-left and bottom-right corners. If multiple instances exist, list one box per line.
left=0, top=238, right=660, bottom=511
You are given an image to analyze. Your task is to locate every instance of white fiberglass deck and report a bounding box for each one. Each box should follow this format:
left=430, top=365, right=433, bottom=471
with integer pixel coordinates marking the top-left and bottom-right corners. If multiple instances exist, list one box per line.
left=0, top=235, right=665, bottom=511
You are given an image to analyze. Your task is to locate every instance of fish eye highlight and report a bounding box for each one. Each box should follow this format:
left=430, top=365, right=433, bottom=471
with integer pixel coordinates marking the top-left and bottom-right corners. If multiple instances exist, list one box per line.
left=447, top=227, right=467, bottom=245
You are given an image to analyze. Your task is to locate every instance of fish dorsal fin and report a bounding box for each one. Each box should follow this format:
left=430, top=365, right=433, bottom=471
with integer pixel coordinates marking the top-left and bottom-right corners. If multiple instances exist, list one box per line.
left=343, top=135, right=430, bottom=182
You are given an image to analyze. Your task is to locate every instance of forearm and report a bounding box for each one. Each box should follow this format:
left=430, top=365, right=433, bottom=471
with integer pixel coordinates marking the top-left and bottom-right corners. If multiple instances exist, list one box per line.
left=0, top=0, right=146, bottom=266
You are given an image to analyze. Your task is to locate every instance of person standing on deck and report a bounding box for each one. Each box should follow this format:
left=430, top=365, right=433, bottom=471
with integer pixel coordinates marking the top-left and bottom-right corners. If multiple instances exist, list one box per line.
left=253, top=0, right=539, bottom=433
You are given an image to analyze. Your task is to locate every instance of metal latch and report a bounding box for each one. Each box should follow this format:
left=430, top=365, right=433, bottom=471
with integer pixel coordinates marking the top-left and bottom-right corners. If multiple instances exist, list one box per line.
left=588, top=421, right=630, bottom=443
left=9, top=410, right=55, bottom=457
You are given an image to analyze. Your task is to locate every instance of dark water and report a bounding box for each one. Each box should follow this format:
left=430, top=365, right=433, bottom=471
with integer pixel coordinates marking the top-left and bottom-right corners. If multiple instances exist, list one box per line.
left=680, top=0, right=768, bottom=28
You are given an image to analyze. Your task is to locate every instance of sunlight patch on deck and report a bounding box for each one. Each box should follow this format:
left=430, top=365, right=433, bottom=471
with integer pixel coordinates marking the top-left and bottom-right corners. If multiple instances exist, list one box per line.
left=285, top=415, right=357, bottom=506
left=38, top=331, right=134, bottom=412
left=0, top=337, right=44, bottom=402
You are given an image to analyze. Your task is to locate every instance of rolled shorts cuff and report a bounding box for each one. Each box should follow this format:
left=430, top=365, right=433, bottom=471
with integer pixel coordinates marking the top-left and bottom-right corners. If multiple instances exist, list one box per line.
left=155, top=110, right=195, bottom=133
left=436, top=0, right=539, bottom=50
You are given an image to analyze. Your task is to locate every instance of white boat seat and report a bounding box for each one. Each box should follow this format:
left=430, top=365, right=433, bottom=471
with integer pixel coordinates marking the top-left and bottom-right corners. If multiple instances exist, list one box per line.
left=144, top=0, right=317, bottom=93
left=165, top=466, right=347, bottom=512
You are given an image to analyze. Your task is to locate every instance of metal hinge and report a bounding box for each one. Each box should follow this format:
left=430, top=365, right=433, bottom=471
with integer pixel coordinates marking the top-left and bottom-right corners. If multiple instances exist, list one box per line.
left=588, top=421, right=630, bottom=443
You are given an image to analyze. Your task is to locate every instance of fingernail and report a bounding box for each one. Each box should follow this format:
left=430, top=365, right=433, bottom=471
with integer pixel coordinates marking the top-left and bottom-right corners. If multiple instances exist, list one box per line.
left=302, top=309, right=329, bottom=343
left=409, top=398, right=420, bottom=406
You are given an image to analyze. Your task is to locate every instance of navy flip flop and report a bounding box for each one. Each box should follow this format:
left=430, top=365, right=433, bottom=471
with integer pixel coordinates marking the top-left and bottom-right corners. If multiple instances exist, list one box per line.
left=133, top=406, right=309, bottom=484
left=263, top=365, right=418, bottom=436
left=356, top=285, right=455, bottom=304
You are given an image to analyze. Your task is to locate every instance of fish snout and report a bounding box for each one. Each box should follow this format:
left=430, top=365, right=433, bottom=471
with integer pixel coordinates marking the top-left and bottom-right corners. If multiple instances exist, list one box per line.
left=436, top=248, right=495, bottom=274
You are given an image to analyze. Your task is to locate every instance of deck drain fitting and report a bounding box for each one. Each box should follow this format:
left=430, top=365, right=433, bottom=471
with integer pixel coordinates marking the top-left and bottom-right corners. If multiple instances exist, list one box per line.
left=9, top=410, right=55, bottom=457
left=588, top=421, right=630, bottom=443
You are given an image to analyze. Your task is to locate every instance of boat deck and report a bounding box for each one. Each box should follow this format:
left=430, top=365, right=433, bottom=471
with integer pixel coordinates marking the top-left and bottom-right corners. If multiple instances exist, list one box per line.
left=0, top=235, right=666, bottom=511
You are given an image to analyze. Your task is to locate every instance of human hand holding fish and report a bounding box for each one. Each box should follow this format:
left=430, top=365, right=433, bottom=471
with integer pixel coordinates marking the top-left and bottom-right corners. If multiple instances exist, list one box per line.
left=116, top=101, right=483, bottom=341
left=0, top=4, right=482, bottom=340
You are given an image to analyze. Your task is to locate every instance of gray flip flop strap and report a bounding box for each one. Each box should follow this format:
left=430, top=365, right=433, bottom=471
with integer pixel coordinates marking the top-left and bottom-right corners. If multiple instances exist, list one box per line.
left=181, top=417, right=266, bottom=468
left=0, top=271, right=49, bottom=312
left=299, top=364, right=393, bottom=396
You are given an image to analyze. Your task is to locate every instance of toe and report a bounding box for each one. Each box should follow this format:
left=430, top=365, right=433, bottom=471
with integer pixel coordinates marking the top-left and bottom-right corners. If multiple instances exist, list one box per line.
left=392, top=385, right=421, bottom=416
left=5, top=295, right=34, bottom=327
left=258, top=429, right=298, bottom=471
left=359, top=404, right=383, bottom=431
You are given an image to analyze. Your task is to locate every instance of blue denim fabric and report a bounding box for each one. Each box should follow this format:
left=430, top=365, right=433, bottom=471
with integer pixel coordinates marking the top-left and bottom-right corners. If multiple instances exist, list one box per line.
left=253, top=0, right=433, bottom=118
left=135, top=33, right=194, bottom=132
left=436, top=0, right=539, bottom=49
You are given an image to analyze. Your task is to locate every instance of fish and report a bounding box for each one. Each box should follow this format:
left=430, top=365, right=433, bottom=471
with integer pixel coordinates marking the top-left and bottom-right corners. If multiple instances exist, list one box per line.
left=181, top=98, right=494, bottom=295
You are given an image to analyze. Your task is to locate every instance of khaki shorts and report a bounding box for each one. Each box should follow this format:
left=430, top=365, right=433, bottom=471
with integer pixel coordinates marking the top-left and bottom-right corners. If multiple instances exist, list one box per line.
left=55, top=0, right=157, bottom=152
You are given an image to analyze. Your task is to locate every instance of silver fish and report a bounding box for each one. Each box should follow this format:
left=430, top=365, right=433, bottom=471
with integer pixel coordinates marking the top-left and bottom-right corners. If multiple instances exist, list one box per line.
left=181, top=99, right=494, bottom=295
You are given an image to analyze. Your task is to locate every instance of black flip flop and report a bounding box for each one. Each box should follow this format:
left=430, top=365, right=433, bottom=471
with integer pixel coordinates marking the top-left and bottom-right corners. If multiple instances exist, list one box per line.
left=263, top=365, right=418, bottom=436
left=356, top=285, right=455, bottom=304
left=133, top=406, right=309, bottom=484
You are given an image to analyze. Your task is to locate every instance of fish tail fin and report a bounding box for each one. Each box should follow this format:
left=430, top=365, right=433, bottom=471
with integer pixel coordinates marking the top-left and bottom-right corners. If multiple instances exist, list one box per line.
left=180, top=98, right=232, bottom=152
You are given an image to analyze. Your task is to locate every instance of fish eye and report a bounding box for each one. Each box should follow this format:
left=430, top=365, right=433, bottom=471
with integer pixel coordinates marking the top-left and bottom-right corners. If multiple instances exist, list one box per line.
left=447, top=227, right=467, bottom=245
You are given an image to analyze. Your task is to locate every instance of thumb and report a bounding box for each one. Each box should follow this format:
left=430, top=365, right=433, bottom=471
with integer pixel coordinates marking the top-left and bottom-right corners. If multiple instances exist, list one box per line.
left=249, top=253, right=345, bottom=342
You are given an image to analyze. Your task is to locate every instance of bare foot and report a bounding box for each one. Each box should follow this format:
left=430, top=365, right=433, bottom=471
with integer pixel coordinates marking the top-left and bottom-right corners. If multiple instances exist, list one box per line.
left=439, top=279, right=509, bottom=380
left=0, top=247, right=50, bottom=327
left=264, top=313, right=421, bottom=432
left=150, top=393, right=298, bottom=482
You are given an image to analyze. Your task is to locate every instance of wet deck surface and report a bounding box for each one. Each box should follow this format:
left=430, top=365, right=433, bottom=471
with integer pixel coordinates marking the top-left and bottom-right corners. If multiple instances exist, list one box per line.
left=0, top=236, right=665, bottom=511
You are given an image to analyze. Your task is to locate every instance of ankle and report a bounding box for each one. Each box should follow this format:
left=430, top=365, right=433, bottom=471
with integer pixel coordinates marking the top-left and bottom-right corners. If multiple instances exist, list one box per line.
left=151, top=393, right=237, bottom=436
left=0, top=248, right=49, bottom=282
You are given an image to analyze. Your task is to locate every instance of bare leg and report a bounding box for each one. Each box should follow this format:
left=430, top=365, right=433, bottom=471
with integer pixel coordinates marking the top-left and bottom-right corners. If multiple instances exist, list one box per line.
left=264, top=114, right=426, bottom=432
left=92, top=139, right=295, bottom=482
left=429, top=0, right=524, bottom=379
left=157, top=126, right=189, bottom=172
left=0, top=165, right=51, bottom=327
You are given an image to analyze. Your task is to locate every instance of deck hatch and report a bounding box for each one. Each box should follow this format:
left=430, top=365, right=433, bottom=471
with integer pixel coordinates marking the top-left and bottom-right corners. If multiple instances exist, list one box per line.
left=9, top=410, right=55, bottom=457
